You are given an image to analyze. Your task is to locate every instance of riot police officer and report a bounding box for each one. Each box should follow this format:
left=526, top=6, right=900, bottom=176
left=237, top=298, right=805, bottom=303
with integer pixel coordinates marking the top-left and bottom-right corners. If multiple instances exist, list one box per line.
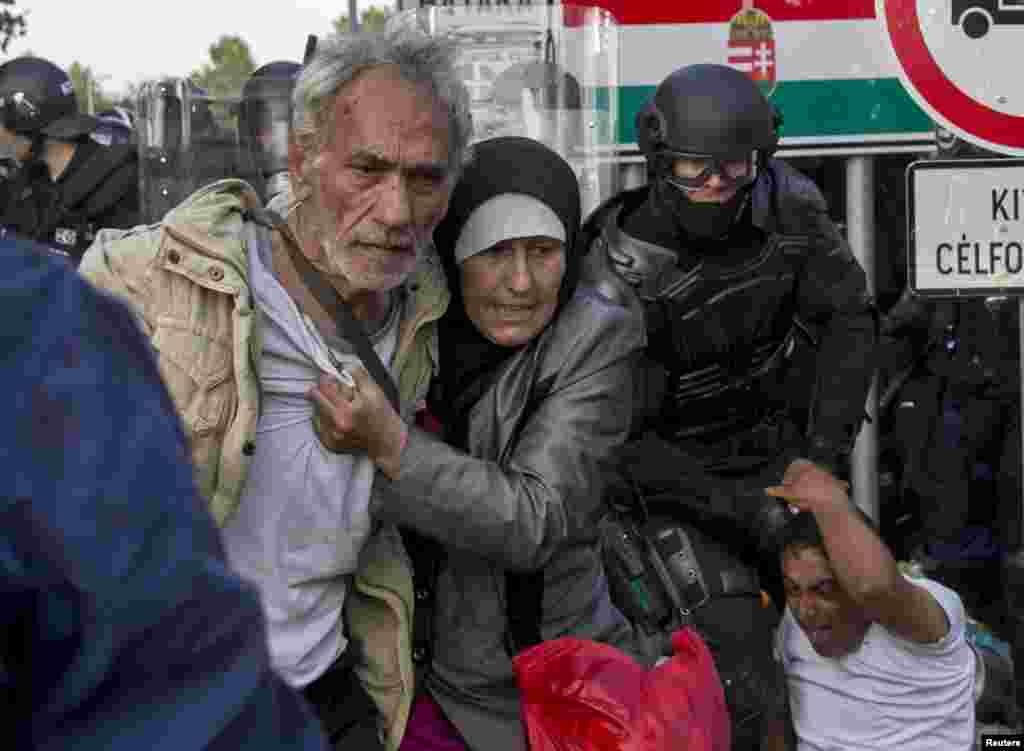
left=238, top=60, right=300, bottom=204
left=0, top=56, right=139, bottom=265
left=584, top=63, right=876, bottom=750
left=587, top=63, right=875, bottom=500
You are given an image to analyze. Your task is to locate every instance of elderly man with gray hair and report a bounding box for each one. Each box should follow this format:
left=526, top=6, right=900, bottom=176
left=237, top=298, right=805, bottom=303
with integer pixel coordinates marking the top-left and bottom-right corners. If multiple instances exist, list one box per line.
left=80, top=29, right=472, bottom=751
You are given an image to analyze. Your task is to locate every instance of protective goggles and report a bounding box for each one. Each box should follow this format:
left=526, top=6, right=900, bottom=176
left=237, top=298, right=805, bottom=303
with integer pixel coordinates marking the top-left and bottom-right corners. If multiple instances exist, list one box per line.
left=0, top=91, right=40, bottom=132
left=653, top=149, right=759, bottom=192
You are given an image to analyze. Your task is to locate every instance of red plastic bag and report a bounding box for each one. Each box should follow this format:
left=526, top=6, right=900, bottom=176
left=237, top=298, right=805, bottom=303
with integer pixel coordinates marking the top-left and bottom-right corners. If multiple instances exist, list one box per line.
left=512, top=627, right=730, bottom=751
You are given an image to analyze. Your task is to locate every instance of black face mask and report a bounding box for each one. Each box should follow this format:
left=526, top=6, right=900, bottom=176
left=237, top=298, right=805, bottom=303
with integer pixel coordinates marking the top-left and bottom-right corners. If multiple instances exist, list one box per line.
left=651, top=176, right=751, bottom=242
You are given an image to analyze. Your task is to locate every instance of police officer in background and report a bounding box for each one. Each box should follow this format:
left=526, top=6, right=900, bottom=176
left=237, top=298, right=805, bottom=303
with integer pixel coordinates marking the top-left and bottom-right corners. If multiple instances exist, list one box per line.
left=879, top=127, right=1023, bottom=725
left=237, top=60, right=300, bottom=204
left=0, top=56, right=138, bottom=265
left=583, top=63, right=876, bottom=749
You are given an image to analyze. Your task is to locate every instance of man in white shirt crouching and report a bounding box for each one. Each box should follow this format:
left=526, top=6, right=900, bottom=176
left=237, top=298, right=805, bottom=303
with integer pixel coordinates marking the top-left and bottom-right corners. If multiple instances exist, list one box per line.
left=768, top=460, right=976, bottom=751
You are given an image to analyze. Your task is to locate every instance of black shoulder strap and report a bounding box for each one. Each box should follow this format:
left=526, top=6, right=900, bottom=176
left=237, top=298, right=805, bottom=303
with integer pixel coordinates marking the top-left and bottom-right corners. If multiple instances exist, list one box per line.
left=400, top=524, right=446, bottom=667
left=244, top=206, right=401, bottom=412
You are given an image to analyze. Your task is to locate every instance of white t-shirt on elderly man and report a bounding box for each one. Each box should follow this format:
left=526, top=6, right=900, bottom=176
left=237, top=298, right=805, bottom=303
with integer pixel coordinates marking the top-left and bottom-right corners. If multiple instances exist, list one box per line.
left=221, top=233, right=400, bottom=689
left=775, top=575, right=976, bottom=751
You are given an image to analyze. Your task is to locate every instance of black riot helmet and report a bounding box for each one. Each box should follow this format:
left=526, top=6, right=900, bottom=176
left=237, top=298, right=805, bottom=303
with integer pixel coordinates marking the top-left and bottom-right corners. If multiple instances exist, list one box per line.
left=239, top=61, right=300, bottom=180
left=637, top=63, right=779, bottom=164
left=636, top=64, right=781, bottom=242
left=0, top=56, right=98, bottom=141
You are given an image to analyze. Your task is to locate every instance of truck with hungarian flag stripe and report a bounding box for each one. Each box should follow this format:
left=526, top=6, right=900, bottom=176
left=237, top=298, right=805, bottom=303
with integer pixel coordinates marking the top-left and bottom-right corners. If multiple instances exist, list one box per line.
left=396, top=0, right=936, bottom=168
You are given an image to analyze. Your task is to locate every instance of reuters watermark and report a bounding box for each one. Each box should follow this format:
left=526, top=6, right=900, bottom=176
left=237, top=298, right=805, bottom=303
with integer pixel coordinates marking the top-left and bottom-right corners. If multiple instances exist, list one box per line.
left=983, top=734, right=1024, bottom=748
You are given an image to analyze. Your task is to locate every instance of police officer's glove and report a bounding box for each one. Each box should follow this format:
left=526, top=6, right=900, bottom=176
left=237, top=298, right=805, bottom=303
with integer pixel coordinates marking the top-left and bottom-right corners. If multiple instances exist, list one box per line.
left=732, top=488, right=794, bottom=555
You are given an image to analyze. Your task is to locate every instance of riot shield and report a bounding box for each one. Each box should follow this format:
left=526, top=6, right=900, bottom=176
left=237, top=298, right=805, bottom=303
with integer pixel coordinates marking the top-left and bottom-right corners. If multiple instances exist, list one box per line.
left=136, top=78, right=251, bottom=224
left=237, top=62, right=301, bottom=204
left=388, top=2, right=619, bottom=215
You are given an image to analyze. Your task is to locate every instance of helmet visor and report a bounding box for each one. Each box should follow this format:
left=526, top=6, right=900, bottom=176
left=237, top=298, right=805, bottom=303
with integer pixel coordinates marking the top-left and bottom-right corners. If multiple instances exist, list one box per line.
left=239, top=98, right=291, bottom=176
left=0, top=91, right=41, bottom=133
left=655, top=149, right=759, bottom=192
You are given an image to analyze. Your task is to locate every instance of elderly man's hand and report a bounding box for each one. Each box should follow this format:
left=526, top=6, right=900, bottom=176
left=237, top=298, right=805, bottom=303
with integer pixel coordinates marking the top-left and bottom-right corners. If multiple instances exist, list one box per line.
left=764, top=459, right=850, bottom=515
left=307, top=365, right=408, bottom=478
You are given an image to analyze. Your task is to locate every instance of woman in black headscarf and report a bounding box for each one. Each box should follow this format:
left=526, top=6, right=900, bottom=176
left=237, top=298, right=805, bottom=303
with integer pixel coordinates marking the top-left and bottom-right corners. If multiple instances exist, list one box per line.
left=430, top=135, right=585, bottom=448
left=315, top=137, right=650, bottom=751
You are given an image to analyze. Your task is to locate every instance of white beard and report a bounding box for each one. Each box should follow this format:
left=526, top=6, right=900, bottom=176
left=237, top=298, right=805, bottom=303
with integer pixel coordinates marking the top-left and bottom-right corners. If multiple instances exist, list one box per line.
left=298, top=162, right=419, bottom=294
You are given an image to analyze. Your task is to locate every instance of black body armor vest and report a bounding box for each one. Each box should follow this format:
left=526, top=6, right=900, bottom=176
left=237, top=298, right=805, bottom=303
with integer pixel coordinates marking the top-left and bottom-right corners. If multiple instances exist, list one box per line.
left=593, top=201, right=811, bottom=442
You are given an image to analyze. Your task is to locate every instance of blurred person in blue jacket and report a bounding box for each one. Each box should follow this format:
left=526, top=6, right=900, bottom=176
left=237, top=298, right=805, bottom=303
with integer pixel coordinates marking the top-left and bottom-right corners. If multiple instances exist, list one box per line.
left=0, top=235, right=328, bottom=751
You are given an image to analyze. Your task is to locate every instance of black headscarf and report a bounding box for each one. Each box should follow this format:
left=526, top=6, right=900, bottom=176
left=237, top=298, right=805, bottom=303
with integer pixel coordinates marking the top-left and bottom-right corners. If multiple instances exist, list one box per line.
left=430, top=136, right=582, bottom=446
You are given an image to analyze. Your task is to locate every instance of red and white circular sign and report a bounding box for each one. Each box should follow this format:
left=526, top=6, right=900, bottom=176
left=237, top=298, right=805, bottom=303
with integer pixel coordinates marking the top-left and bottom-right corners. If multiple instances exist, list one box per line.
left=878, top=0, right=1024, bottom=156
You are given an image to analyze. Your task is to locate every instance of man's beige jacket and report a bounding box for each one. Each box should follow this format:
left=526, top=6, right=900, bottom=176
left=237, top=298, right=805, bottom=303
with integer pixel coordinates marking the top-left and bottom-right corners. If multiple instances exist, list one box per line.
left=79, top=179, right=450, bottom=750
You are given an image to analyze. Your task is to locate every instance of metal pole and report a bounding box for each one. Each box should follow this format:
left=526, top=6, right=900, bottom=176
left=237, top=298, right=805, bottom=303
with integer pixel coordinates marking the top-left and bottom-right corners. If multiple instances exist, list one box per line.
left=1019, top=298, right=1024, bottom=546
left=846, top=156, right=879, bottom=522
left=350, top=0, right=360, bottom=33
left=86, top=71, right=95, bottom=115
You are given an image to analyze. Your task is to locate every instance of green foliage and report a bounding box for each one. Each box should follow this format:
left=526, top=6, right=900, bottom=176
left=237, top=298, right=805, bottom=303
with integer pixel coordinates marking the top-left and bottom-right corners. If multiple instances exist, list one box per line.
left=189, top=35, right=257, bottom=130
left=333, top=4, right=393, bottom=34
left=189, top=35, right=257, bottom=100
left=67, top=61, right=115, bottom=115
left=0, top=0, right=26, bottom=54
left=361, top=5, right=392, bottom=32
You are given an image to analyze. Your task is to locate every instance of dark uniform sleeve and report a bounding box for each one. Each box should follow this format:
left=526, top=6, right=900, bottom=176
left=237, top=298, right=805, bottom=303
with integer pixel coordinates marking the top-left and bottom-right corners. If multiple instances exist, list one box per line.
left=0, top=238, right=327, bottom=751
left=792, top=206, right=878, bottom=471
left=93, top=155, right=141, bottom=231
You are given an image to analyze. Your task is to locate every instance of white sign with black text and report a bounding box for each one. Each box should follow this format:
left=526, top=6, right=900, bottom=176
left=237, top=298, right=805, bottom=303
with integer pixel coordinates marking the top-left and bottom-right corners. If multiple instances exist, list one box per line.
left=909, top=159, right=1024, bottom=296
